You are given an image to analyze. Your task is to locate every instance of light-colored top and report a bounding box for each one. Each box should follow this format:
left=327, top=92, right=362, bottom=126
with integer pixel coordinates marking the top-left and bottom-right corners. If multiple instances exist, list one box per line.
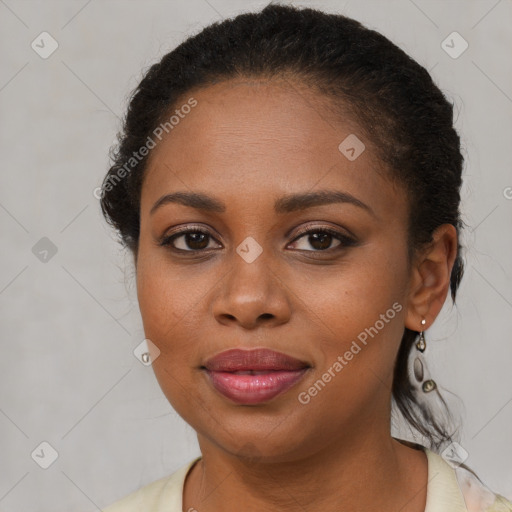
left=102, top=448, right=512, bottom=512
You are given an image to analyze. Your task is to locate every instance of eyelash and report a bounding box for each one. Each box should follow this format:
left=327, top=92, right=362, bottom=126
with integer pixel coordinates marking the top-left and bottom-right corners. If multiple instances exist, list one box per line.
left=158, top=224, right=357, bottom=254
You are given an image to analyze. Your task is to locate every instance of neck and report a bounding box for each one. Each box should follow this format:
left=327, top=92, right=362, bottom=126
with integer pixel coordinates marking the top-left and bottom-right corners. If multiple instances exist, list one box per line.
left=183, top=431, right=428, bottom=512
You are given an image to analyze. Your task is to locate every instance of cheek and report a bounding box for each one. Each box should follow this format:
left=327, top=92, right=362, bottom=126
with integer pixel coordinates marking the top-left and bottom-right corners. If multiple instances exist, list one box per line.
left=136, top=244, right=181, bottom=342
left=136, top=261, right=169, bottom=335
left=304, top=241, right=408, bottom=376
left=135, top=253, right=201, bottom=398
left=135, top=245, right=216, bottom=355
left=305, top=244, right=406, bottom=324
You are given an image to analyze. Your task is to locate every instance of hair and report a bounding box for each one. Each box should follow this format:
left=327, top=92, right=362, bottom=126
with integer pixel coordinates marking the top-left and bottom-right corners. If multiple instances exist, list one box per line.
left=100, top=2, right=465, bottom=451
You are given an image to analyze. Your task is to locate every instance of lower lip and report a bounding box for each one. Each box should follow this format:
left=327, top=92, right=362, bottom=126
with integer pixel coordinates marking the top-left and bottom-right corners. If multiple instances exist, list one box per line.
left=204, top=369, right=309, bottom=404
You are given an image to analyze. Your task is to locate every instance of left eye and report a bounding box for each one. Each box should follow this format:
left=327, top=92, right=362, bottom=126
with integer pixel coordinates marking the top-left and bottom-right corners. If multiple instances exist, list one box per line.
left=288, top=228, right=355, bottom=252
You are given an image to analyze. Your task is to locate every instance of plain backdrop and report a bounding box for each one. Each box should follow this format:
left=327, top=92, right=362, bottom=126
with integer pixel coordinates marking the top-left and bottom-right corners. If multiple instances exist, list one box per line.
left=0, top=0, right=511, bottom=510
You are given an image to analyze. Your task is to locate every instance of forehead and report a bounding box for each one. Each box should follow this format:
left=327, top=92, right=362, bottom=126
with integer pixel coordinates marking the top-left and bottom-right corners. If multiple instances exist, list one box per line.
left=141, top=79, right=406, bottom=221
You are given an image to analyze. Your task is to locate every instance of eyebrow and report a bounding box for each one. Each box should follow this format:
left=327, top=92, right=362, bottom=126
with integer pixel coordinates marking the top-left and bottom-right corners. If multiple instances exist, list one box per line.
left=150, top=189, right=375, bottom=217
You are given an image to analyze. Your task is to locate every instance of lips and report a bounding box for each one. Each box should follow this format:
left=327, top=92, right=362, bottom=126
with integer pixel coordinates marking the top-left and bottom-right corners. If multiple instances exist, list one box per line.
left=202, top=348, right=310, bottom=372
left=201, top=348, right=311, bottom=404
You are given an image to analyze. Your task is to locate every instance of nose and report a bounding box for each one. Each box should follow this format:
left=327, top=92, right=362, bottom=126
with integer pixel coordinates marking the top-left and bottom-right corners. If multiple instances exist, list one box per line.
left=211, top=248, right=292, bottom=330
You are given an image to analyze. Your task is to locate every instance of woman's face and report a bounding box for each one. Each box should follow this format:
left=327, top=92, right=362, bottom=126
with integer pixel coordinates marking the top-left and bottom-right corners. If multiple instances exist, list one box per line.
left=136, top=78, right=415, bottom=461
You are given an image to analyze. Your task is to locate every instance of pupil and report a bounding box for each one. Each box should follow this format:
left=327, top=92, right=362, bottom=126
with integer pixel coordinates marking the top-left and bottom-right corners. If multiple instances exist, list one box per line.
left=310, top=233, right=331, bottom=250
left=187, top=233, right=208, bottom=250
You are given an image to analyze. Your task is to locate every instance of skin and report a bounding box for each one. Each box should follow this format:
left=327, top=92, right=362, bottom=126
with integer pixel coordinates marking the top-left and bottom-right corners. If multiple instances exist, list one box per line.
left=135, top=78, right=458, bottom=512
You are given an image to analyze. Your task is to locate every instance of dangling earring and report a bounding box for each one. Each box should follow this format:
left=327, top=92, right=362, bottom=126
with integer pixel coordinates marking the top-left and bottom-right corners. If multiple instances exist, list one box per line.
left=415, top=318, right=426, bottom=352
left=413, top=318, right=437, bottom=393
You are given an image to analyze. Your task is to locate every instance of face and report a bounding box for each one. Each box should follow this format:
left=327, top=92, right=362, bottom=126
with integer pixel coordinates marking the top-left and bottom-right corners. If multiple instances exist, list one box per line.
left=136, top=78, right=413, bottom=462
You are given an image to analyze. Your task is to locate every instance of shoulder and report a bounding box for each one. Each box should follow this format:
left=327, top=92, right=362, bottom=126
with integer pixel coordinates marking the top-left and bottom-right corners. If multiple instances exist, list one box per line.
left=425, top=448, right=512, bottom=512
left=102, top=456, right=201, bottom=512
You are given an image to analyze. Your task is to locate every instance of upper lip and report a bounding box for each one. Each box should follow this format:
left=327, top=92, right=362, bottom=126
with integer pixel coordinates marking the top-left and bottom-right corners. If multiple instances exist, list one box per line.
left=203, top=348, right=310, bottom=372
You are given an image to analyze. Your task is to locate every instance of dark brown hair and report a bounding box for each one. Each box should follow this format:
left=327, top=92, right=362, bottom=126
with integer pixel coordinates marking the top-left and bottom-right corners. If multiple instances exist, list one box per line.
left=100, top=3, right=465, bottom=451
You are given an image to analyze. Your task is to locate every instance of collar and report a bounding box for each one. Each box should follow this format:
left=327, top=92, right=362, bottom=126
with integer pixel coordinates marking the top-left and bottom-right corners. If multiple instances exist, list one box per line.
left=424, top=448, right=468, bottom=512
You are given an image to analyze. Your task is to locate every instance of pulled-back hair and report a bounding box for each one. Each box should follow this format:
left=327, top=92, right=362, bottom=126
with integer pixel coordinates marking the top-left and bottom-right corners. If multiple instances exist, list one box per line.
left=100, top=2, right=465, bottom=451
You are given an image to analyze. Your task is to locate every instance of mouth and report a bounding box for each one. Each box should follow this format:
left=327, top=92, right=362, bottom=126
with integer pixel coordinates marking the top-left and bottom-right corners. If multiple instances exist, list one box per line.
left=201, top=348, right=311, bottom=404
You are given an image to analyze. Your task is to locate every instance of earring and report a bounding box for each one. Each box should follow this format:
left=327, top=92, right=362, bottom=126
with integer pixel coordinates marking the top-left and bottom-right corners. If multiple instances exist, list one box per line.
left=415, top=318, right=426, bottom=352
left=413, top=318, right=437, bottom=393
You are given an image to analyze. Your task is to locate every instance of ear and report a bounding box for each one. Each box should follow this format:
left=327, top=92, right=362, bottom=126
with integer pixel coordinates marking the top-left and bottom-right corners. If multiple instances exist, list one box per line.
left=404, top=224, right=458, bottom=332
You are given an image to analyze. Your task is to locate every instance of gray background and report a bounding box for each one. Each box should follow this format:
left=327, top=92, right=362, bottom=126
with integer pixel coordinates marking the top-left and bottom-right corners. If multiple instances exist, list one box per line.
left=1, top=0, right=511, bottom=510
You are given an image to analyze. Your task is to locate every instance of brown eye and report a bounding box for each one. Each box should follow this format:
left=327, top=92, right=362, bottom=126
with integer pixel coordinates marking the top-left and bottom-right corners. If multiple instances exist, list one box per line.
left=289, top=228, right=356, bottom=252
left=160, top=228, right=221, bottom=252
left=297, top=232, right=338, bottom=251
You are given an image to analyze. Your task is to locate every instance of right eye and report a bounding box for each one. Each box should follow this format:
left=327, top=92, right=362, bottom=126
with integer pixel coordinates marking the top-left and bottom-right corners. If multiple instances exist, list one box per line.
left=159, top=226, right=222, bottom=253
